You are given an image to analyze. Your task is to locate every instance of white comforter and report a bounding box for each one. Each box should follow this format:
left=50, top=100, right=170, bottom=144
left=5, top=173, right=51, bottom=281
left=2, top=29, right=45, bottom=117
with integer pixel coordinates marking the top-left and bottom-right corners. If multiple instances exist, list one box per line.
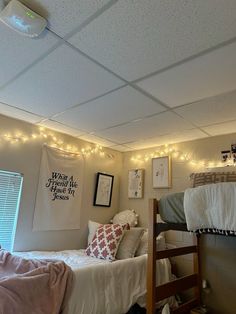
left=184, top=182, right=236, bottom=232
left=15, top=250, right=172, bottom=314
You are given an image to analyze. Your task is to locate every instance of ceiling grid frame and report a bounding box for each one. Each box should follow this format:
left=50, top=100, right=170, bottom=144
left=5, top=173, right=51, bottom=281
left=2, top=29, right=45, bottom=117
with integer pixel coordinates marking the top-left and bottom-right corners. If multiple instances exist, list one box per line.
left=0, top=0, right=235, bottom=151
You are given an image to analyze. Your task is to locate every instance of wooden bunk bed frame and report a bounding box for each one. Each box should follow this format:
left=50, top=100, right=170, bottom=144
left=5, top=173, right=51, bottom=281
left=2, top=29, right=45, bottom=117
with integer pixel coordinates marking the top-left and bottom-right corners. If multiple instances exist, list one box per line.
left=147, top=198, right=201, bottom=314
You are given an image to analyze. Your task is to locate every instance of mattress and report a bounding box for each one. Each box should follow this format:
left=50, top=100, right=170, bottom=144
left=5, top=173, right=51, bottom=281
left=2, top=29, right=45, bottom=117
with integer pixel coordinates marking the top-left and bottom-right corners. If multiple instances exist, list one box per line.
left=159, top=192, right=186, bottom=224
left=159, top=182, right=236, bottom=231
left=15, top=249, right=173, bottom=314
left=158, top=171, right=232, bottom=224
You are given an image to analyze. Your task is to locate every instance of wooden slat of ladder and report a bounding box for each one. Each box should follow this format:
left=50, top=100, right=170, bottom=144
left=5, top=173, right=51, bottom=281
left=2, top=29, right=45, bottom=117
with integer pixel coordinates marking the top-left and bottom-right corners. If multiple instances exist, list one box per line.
left=156, top=222, right=188, bottom=236
left=171, top=298, right=199, bottom=314
left=156, top=274, right=198, bottom=302
left=156, top=245, right=197, bottom=260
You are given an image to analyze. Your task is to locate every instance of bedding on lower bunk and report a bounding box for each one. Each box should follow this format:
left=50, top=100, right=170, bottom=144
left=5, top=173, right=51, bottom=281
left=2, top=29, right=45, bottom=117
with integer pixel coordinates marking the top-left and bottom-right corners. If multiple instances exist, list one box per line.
left=0, top=250, right=72, bottom=314
left=15, top=249, right=175, bottom=314
left=158, top=182, right=236, bottom=234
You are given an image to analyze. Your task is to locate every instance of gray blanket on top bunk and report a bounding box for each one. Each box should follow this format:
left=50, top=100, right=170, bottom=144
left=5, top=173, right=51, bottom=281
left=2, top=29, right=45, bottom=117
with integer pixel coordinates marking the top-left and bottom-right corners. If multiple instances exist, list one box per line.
left=159, top=192, right=185, bottom=224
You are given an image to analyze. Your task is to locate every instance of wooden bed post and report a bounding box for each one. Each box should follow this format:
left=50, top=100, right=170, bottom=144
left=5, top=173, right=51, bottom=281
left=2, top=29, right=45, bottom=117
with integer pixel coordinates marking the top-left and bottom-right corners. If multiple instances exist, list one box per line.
left=147, top=199, right=157, bottom=314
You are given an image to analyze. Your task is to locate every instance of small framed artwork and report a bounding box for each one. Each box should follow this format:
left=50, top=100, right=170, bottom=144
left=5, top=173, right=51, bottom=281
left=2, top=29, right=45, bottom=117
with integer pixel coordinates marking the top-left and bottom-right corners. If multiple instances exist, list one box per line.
left=128, top=169, right=144, bottom=198
left=152, top=156, right=171, bottom=188
left=93, top=172, right=114, bottom=207
left=221, top=150, right=231, bottom=163
left=232, top=144, right=236, bottom=163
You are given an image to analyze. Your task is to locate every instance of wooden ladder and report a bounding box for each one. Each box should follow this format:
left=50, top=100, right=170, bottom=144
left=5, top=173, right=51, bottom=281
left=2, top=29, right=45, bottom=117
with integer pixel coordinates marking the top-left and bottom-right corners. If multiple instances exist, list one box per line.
left=146, top=199, right=201, bottom=314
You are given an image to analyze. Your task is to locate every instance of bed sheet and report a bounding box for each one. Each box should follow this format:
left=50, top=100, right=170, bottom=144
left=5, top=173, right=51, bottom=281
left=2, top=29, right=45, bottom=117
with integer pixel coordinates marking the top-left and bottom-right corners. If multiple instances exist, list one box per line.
left=15, top=249, right=173, bottom=314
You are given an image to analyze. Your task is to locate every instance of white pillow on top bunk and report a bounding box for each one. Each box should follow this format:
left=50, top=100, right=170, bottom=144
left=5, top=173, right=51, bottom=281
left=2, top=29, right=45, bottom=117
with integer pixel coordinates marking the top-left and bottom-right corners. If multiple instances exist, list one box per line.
left=135, top=230, right=166, bottom=256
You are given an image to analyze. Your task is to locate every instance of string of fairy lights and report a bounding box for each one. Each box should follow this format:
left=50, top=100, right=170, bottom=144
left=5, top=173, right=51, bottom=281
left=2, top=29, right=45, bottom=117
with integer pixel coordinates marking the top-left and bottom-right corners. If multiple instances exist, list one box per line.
left=1, top=126, right=235, bottom=167
left=0, top=126, right=114, bottom=158
left=130, top=144, right=235, bottom=169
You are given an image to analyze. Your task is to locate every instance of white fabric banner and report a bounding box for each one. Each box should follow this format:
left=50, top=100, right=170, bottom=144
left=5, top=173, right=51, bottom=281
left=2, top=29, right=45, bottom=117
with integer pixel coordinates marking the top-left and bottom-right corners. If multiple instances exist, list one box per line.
left=33, top=145, right=84, bottom=231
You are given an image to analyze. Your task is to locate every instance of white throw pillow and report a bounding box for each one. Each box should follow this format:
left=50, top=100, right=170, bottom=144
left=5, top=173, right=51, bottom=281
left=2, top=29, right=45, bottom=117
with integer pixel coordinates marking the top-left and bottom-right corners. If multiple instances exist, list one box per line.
left=135, top=230, right=166, bottom=256
left=87, top=220, right=102, bottom=246
left=112, top=210, right=138, bottom=227
left=116, top=228, right=145, bottom=259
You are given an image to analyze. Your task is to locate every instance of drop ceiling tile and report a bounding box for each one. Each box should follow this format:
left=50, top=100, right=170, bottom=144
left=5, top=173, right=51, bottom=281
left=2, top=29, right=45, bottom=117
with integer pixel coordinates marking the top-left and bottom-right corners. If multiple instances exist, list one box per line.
left=0, top=44, right=124, bottom=117
left=175, top=90, right=236, bottom=126
left=69, top=0, right=236, bottom=81
left=38, top=120, right=85, bottom=137
left=96, top=111, right=194, bottom=143
left=0, top=103, right=43, bottom=124
left=137, top=42, right=236, bottom=107
left=127, top=129, right=208, bottom=150
left=78, top=133, right=117, bottom=147
left=54, top=86, right=165, bottom=132
left=0, top=23, right=58, bottom=87
left=21, top=0, right=110, bottom=37
left=202, top=121, right=236, bottom=136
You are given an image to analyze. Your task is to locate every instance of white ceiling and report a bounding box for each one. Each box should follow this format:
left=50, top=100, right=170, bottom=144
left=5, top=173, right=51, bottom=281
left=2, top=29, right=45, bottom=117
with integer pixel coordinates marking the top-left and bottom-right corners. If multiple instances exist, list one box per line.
left=0, top=0, right=236, bottom=152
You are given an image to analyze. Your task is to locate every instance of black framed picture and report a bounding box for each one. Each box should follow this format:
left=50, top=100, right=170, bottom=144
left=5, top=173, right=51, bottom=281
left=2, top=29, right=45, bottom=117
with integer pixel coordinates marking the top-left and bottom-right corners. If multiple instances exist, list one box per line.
left=93, top=172, right=114, bottom=207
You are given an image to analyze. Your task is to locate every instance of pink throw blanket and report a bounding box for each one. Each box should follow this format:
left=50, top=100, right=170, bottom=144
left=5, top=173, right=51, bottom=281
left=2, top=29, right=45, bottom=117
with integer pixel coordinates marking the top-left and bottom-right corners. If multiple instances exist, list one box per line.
left=0, top=250, right=73, bottom=314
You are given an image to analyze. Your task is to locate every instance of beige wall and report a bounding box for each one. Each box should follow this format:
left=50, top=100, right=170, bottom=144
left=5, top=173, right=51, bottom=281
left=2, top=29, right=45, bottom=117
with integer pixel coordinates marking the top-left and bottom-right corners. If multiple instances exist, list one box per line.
left=120, top=133, right=236, bottom=314
left=0, top=114, right=122, bottom=251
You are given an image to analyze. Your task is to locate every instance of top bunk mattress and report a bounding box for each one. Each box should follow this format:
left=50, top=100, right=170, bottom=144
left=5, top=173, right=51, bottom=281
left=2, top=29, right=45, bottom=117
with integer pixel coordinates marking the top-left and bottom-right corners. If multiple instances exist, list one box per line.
left=158, top=171, right=236, bottom=225
left=158, top=182, right=236, bottom=234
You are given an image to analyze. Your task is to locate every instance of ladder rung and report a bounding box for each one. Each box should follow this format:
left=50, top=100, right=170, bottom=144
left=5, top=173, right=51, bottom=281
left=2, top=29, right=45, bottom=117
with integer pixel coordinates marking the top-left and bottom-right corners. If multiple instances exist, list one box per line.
left=155, top=222, right=188, bottom=236
left=156, top=274, right=198, bottom=301
left=156, top=245, right=197, bottom=260
left=171, top=298, right=199, bottom=314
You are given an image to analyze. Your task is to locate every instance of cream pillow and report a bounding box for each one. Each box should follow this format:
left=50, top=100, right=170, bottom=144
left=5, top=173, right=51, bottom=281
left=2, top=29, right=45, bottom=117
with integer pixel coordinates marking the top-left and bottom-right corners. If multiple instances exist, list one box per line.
left=135, top=230, right=166, bottom=256
left=87, top=220, right=102, bottom=246
left=116, top=228, right=144, bottom=259
left=112, top=210, right=138, bottom=227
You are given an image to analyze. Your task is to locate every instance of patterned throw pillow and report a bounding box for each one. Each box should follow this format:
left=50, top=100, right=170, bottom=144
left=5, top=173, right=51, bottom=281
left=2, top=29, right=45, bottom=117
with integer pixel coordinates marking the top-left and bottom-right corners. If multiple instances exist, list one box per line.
left=190, top=171, right=236, bottom=188
left=85, top=224, right=127, bottom=261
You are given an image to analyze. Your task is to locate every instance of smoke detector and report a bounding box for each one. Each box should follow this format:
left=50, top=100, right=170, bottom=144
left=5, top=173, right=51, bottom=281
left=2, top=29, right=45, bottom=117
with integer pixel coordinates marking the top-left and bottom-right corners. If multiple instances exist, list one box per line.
left=0, top=0, right=47, bottom=37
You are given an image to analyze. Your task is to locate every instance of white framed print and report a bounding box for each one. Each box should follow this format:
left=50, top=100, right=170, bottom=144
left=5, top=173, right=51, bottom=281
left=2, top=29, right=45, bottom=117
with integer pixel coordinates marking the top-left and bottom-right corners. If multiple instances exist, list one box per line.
left=128, top=169, right=144, bottom=198
left=152, top=156, right=171, bottom=188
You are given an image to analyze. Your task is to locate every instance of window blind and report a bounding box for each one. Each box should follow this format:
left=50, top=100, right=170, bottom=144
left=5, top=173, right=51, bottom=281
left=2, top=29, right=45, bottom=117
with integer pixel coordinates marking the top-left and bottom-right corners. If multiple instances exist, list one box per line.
left=0, top=170, right=23, bottom=252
